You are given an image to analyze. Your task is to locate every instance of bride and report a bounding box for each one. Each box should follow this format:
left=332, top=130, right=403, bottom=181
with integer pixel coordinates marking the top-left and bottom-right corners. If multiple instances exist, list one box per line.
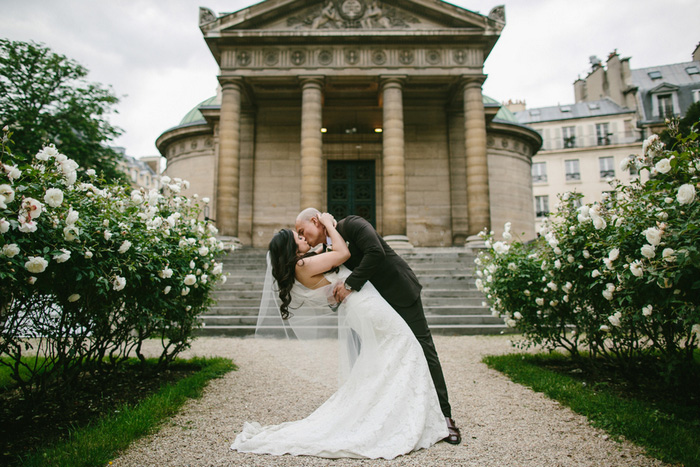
left=230, top=213, right=448, bottom=459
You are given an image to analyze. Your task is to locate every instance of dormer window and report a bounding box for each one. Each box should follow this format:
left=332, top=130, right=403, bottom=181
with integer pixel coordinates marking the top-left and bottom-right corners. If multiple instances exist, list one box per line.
left=560, top=105, right=571, bottom=112
left=588, top=102, right=599, bottom=110
left=648, top=70, right=662, bottom=80
left=529, top=109, right=541, bottom=116
left=686, top=66, right=700, bottom=75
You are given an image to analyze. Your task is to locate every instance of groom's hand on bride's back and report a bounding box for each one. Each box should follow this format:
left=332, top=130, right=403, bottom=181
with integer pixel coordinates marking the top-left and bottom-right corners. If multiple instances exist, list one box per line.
left=333, top=281, right=352, bottom=303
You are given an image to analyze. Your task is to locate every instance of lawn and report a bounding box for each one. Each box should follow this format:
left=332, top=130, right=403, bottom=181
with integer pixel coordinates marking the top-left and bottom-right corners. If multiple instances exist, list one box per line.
left=483, top=351, right=700, bottom=466
left=0, top=355, right=235, bottom=466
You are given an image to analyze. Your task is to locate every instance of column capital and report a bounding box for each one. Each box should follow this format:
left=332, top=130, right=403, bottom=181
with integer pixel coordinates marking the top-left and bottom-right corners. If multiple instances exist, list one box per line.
left=298, top=75, right=326, bottom=89
left=380, top=75, right=407, bottom=90
left=218, top=75, right=243, bottom=90
left=460, top=75, right=487, bottom=89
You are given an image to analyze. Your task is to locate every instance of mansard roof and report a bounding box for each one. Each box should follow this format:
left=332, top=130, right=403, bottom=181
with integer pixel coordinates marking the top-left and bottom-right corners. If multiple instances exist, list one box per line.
left=199, top=0, right=505, bottom=62
left=514, top=98, right=635, bottom=125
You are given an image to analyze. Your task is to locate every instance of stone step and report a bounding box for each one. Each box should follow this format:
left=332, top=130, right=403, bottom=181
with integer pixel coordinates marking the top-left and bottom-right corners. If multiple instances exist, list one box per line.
left=205, top=305, right=490, bottom=316
left=199, top=314, right=501, bottom=326
left=194, top=323, right=513, bottom=337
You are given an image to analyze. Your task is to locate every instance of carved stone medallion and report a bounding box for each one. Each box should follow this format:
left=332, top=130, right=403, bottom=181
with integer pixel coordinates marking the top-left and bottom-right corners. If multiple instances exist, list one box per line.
left=264, top=49, right=279, bottom=66
left=290, top=50, right=306, bottom=66
left=399, top=49, right=414, bottom=65
left=453, top=50, right=467, bottom=65
left=372, top=50, right=387, bottom=65
left=318, top=49, right=333, bottom=65
left=338, top=0, right=365, bottom=20
left=237, top=51, right=251, bottom=66
left=345, top=49, right=360, bottom=65
left=426, top=50, right=441, bottom=65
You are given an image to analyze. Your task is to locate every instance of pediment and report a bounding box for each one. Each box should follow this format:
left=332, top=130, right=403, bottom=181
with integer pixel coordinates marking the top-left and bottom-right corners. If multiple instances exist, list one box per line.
left=648, top=82, right=680, bottom=94
left=200, top=0, right=505, bottom=33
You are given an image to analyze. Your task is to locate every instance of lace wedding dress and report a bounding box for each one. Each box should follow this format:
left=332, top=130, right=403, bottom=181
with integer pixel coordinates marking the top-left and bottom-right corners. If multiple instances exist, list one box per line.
left=231, top=266, right=448, bottom=459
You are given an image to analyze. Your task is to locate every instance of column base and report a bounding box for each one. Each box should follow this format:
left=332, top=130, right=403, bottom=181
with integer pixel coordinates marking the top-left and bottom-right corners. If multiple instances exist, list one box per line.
left=383, top=235, right=414, bottom=250
left=464, top=234, right=487, bottom=254
left=217, top=236, right=242, bottom=252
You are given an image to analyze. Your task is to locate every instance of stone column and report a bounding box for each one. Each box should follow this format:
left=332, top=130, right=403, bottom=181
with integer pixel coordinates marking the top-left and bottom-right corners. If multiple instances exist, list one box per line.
left=299, top=77, right=324, bottom=210
left=216, top=77, right=242, bottom=239
left=463, top=78, right=491, bottom=238
left=381, top=76, right=409, bottom=246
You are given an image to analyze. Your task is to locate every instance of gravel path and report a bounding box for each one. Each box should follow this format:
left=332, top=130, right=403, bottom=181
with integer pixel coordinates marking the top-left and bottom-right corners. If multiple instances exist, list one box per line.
left=112, top=335, right=665, bottom=467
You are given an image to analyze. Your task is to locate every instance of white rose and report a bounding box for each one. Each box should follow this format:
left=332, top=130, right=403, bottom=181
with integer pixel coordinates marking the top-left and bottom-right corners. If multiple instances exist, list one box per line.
left=583, top=250, right=590, bottom=259
left=513, top=311, right=523, bottom=320
left=118, top=240, right=132, bottom=254
left=198, top=246, right=210, bottom=256
left=600, top=324, right=610, bottom=332
left=84, top=250, right=93, bottom=259
left=113, top=276, right=127, bottom=291
left=202, top=197, right=210, bottom=204
left=3, top=165, right=21, bottom=181
left=676, top=184, right=696, bottom=205
left=65, top=209, right=79, bottom=225
left=52, top=249, right=71, bottom=263
left=43, top=188, right=64, bottom=208
left=184, top=274, right=197, bottom=286
left=591, top=269, right=601, bottom=278
left=212, top=263, right=223, bottom=275
left=641, top=244, right=656, bottom=259
left=630, top=260, right=643, bottom=277
left=22, top=198, right=44, bottom=220
left=19, top=220, right=38, bottom=233
left=68, top=294, right=80, bottom=302
left=643, top=227, right=662, bottom=246
left=0, top=218, right=9, bottom=233
left=662, top=248, right=676, bottom=262
left=25, top=256, right=49, bottom=273
left=493, top=241, right=509, bottom=255
left=159, top=267, right=173, bottom=279
left=86, top=169, right=96, bottom=177
left=181, top=286, right=190, bottom=296
left=1, top=243, right=20, bottom=257
left=63, top=225, right=79, bottom=241
left=0, top=184, right=15, bottom=206
left=691, top=323, right=700, bottom=336
left=642, top=305, right=653, bottom=317
left=567, top=255, right=575, bottom=263
left=506, top=319, right=517, bottom=328
left=655, top=158, right=672, bottom=174
left=535, top=298, right=544, bottom=306
left=593, top=217, right=607, bottom=230
left=608, top=312, right=621, bottom=326
left=602, top=289, right=614, bottom=300
left=104, top=230, right=112, bottom=241
left=554, top=259, right=561, bottom=269
left=163, top=286, right=172, bottom=295
left=503, top=231, right=512, bottom=241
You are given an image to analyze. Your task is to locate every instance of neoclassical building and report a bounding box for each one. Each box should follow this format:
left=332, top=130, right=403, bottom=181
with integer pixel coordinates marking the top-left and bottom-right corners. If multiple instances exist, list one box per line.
left=156, top=0, right=542, bottom=248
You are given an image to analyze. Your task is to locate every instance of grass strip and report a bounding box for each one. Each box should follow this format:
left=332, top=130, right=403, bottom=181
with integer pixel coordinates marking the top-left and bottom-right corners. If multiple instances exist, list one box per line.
left=21, top=356, right=236, bottom=467
left=483, top=352, right=700, bottom=467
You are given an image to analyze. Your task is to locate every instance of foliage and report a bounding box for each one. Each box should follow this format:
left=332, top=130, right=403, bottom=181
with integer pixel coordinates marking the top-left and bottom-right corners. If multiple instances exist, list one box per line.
left=15, top=357, right=235, bottom=467
left=0, top=39, right=126, bottom=182
left=483, top=352, right=700, bottom=467
left=476, top=121, right=700, bottom=377
left=660, top=101, right=700, bottom=149
left=0, top=128, right=228, bottom=396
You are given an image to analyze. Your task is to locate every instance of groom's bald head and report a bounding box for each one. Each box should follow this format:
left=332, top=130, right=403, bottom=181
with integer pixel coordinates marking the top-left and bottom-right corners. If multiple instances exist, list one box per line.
left=295, top=207, right=325, bottom=247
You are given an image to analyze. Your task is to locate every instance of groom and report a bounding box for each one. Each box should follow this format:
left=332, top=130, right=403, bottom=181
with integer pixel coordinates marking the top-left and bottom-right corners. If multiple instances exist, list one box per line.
left=295, top=208, right=461, bottom=445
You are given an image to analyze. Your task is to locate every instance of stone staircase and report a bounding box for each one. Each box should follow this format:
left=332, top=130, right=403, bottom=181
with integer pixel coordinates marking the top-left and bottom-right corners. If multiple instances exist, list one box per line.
left=197, top=247, right=510, bottom=336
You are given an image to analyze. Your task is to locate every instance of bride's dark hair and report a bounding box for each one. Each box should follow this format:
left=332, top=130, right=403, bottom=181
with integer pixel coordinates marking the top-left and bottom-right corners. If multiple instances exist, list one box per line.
left=268, top=229, right=314, bottom=319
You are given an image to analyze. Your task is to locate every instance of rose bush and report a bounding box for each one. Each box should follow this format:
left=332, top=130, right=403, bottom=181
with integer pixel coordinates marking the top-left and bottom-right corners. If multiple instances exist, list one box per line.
left=0, top=126, right=228, bottom=395
left=477, top=122, right=700, bottom=375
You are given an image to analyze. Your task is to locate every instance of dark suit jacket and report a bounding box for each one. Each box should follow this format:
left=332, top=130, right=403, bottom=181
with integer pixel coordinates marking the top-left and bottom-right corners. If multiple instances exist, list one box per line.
left=336, top=215, right=421, bottom=308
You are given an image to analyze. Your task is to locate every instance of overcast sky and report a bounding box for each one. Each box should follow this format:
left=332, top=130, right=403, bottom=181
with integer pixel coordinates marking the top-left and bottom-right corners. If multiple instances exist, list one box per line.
left=4, top=0, right=699, bottom=159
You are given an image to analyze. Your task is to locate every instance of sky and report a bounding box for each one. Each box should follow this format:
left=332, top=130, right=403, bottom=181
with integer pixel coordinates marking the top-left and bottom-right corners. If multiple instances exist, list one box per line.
left=3, top=0, right=699, bottom=159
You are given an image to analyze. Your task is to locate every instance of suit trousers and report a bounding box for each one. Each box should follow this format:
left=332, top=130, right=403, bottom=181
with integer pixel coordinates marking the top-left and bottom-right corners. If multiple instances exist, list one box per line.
left=392, top=296, right=452, bottom=419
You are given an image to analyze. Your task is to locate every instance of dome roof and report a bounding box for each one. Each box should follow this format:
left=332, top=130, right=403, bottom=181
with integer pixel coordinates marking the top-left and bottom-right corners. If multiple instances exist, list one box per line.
left=179, top=95, right=220, bottom=125
left=482, top=94, right=518, bottom=123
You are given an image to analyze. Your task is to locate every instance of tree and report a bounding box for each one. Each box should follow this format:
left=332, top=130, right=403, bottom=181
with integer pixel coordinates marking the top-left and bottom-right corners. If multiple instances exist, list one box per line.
left=0, top=39, right=126, bottom=182
left=660, top=101, right=700, bottom=149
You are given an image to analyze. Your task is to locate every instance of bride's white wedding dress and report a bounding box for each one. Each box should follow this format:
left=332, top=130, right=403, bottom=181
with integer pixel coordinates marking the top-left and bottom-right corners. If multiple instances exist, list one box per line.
left=231, top=266, right=448, bottom=459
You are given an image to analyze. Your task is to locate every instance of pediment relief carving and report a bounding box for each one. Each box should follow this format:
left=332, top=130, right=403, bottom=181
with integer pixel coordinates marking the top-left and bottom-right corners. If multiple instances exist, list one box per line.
left=286, top=0, right=420, bottom=30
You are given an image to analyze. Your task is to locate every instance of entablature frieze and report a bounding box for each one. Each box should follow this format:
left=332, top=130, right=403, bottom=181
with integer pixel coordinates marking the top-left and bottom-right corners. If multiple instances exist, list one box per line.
left=220, top=46, right=483, bottom=72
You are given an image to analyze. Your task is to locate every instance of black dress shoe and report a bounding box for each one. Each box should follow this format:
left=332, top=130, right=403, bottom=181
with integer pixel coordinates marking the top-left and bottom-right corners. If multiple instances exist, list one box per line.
left=444, top=417, right=461, bottom=445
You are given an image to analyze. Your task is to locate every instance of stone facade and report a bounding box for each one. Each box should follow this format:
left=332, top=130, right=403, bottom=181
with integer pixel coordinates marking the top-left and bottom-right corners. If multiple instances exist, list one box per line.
left=157, top=0, right=541, bottom=247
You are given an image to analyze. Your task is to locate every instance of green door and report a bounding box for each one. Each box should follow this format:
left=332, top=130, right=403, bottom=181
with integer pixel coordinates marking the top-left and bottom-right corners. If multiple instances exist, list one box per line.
left=327, top=160, right=376, bottom=227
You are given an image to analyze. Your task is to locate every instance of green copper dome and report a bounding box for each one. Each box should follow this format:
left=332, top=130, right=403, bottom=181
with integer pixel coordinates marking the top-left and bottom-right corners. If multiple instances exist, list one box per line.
left=179, top=95, right=220, bottom=125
